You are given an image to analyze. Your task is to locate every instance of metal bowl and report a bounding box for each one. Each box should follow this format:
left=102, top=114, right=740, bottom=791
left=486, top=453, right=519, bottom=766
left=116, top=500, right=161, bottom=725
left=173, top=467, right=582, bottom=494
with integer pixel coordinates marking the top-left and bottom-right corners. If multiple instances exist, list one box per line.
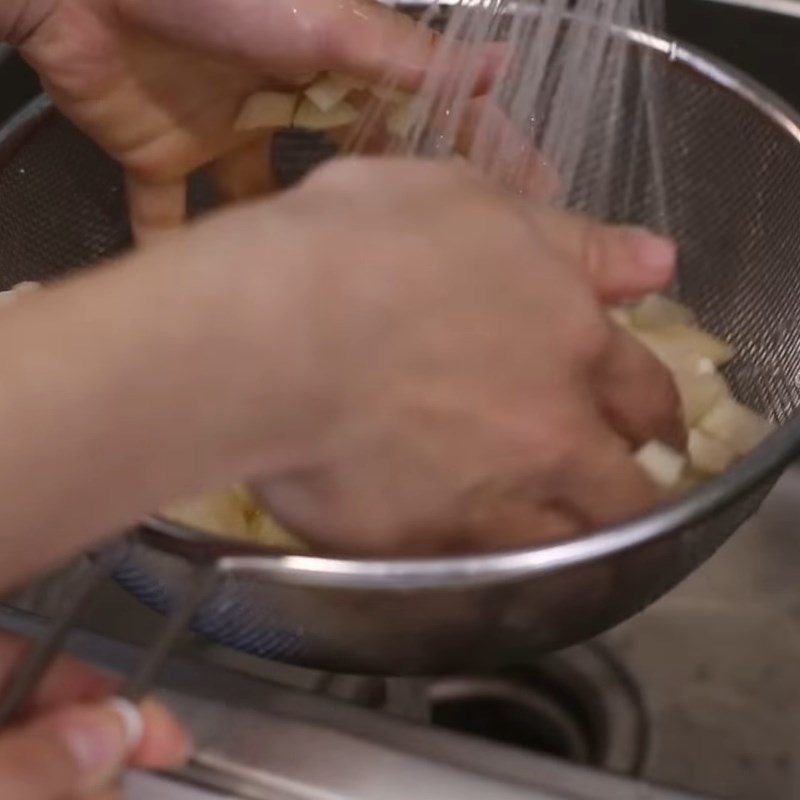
left=2, top=26, right=800, bottom=673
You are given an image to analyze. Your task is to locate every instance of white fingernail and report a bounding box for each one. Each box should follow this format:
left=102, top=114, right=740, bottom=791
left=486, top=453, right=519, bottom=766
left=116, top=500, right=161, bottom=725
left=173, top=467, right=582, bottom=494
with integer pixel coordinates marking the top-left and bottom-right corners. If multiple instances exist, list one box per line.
left=106, top=697, right=144, bottom=753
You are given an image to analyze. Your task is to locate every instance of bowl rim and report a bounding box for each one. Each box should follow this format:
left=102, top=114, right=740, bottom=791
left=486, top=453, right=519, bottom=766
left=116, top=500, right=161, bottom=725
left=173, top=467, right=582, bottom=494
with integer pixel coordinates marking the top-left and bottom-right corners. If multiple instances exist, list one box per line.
left=3, top=31, right=800, bottom=590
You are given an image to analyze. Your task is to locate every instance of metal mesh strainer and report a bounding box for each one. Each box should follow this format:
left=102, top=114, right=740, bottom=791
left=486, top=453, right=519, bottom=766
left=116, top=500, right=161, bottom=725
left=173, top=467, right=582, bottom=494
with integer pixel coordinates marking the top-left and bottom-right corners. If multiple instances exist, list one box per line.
left=2, top=30, right=800, bottom=676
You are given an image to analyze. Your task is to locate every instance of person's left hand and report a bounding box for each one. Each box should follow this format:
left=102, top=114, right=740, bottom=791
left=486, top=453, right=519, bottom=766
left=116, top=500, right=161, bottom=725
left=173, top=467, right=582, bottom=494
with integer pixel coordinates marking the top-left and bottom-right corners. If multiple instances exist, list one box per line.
left=16, top=0, right=478, bottom=241
left=0, top=632, right=188, bottom=798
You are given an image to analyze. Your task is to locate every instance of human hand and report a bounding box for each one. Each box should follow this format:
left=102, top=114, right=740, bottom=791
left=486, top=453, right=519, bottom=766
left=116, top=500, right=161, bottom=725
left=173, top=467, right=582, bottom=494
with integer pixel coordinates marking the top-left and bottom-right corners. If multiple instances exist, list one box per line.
left=11, top=0, right=484, bottom=242
left=176, top=158, right=682, bottom=553
left=0, top=157, right=681, bottom=574
left=0, top=633, right=188, bottom=798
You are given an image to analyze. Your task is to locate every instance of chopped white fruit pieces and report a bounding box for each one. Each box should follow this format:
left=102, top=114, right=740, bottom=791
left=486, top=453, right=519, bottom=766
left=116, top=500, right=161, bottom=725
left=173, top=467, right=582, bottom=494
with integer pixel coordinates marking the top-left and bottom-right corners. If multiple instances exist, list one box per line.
left=305, top=74, right=362, bottom=112
left=234, top=91, right=297, bottom=132
left=162, top=486, right=255, bottom=540
left=235, top=71, right=370, bottom=133
left=624, top=294, right=772, bottom=487
left=162, top=485, right=303, bottom=549
left=293, top=97, right=360, bottom=130
left=608, top=307, right=633, bottom=328
left=233, top=71, right=418, bottom=139
left=633, top=325, right=735, bottom=374
left=687, top=429, right=735, bottom=475
left=672, top=369, right=729, bottom=427
left=698, top=397, right=774, bottom=456
left=635, top=441, right=688, bottom=489
left=12, top=281, right=40, bottom=294
left=629, top=293, right=696, bottom=329
left=0, top=281, right=41, bottom=305
left=249, top=512, right=305, bottom=550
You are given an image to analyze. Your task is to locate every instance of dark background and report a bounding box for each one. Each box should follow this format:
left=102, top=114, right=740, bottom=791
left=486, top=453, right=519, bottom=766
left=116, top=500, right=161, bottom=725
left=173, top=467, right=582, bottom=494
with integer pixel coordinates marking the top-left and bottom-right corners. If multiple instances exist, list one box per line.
left=668, top=0, right=800, bottom=108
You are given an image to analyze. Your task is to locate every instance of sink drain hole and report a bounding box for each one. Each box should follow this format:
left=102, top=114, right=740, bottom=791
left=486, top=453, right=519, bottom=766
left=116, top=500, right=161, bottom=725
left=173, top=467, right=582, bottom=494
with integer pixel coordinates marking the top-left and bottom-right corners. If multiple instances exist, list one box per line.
left=431, top=689, right=593, bottom=762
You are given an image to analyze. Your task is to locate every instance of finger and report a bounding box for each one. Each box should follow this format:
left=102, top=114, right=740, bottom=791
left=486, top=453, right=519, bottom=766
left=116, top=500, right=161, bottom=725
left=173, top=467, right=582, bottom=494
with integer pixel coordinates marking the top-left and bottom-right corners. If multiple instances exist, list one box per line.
left=558, top=427, right=662, bottom=527
left=0, top=700, right=140, bottom=798
left=0, top=634, right=189, bottom=770
left=326, top=1, right=503, bottom=92
left=593, top=326, right=686, bottom=450
left=125, top=173, right=188, bottom=246
left=130, top=697, right=191, bottom=769
left=460, top=498, right=582, bottom=552
left=529, top=207, right=677, bottom=303
left=371, top=504, right=582, bottom=555
left=209, top=133, right=278, bottom=204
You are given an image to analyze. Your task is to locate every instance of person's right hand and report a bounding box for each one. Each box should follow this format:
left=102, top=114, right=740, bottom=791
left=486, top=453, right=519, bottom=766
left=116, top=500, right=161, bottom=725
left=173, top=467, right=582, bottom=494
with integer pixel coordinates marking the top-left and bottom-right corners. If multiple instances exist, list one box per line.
left=181, top=157, right=683, bottom=554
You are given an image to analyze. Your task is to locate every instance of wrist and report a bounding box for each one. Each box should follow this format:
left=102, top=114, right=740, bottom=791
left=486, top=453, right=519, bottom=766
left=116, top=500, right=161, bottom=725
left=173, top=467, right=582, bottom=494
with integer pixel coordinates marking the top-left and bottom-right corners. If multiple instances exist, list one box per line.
left=1, top=0, right=54, bottom=45
left=0, top=208, right=331, bottom=582
left=176, top=203, right=339, bottom=482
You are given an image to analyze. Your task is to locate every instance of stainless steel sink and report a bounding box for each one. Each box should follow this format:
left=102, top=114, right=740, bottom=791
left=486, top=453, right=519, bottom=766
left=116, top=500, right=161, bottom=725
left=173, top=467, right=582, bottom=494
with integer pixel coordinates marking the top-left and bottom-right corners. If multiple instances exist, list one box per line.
left=3, top=1, right=800, bottom=797
left=7, top=468, right=800, bottom=799
left=605, top=467, right=800, bottom=799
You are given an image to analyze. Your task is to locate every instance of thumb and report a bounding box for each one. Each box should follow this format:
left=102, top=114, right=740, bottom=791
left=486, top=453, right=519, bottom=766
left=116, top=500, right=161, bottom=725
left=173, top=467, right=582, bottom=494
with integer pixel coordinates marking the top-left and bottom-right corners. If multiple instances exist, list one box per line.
left=533, top=208, right=678, bottom=303
left=0, top=699, right=142, bottom=799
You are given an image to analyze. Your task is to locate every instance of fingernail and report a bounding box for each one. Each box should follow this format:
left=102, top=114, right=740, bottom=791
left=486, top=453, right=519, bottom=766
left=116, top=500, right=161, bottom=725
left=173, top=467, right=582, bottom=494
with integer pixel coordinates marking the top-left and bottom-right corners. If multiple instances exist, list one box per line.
left=627, top=228, right=677, bottom=277
left=53, top=700, right=142, bottom=790
left=106, top=697, right=145, bottom=753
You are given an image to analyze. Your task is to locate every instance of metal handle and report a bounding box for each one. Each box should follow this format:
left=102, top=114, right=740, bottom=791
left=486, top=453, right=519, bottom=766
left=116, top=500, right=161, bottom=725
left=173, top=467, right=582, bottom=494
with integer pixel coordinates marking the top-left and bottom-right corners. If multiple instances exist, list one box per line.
left=0, top=543, right=218, bottom=727
left=119, top=564, right=218, bottom=702
left=0, top=544, right=127, bottom=726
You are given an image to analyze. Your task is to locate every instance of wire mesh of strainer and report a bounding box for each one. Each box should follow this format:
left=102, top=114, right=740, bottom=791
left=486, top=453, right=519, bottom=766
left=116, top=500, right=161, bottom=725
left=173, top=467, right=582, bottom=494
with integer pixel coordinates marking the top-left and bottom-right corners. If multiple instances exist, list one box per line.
left=2, top=25, right=800, bottom=675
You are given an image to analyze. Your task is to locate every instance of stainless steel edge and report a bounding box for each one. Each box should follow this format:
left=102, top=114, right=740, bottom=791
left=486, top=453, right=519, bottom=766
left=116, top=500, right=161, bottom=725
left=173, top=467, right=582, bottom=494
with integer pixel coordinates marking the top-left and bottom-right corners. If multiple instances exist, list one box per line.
left=388, top=0, right=800, bottom=14
left=0, top=94, right=51, bottom=162
left=697, top=0, right=800, bottom=18
left=0, top=606, right=712, bottom=800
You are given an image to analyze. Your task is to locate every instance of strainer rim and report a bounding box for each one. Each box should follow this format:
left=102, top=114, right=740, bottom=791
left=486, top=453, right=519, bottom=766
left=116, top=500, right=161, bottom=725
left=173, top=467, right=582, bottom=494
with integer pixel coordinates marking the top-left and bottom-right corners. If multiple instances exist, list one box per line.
left=3, top=32, right=800, bottom=590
